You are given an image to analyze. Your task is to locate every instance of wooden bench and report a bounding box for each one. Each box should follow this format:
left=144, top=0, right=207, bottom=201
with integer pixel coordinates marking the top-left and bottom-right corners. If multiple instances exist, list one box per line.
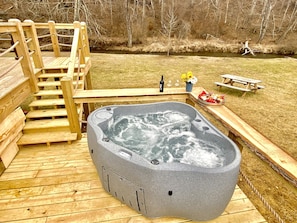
left=215, top=82, right=251, bottom=92
left=230, top=80, right=265, bottom=90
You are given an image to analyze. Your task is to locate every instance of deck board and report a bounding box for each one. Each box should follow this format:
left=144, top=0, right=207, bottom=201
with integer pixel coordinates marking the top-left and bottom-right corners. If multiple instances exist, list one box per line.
left=0, top=135, right=267, bottom=223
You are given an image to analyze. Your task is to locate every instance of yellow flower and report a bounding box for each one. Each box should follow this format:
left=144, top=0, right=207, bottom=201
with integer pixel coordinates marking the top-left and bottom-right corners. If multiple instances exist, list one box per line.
left=181, top=71, right=198, bottom=84
left=181, top=73, right=187, bottom=82
left=187, top=71, right=193, bottom=79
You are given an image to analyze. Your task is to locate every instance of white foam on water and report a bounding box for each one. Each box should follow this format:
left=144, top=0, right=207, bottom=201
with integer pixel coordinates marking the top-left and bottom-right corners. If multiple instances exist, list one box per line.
left=104, top=110, right=225, bottom=168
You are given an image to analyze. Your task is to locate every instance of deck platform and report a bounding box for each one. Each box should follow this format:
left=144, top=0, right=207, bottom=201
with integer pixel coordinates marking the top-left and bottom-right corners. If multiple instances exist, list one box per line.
left=0, top=135, right=267, bottom=223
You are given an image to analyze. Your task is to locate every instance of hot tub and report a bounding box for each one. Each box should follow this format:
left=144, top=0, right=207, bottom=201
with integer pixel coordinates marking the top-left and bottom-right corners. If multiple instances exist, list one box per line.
left=87, top=102, right=241, bottom=221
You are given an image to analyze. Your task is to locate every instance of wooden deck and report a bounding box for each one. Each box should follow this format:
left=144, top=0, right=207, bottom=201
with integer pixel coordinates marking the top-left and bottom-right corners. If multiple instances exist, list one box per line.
left=0, top=135, right=267, bottom=223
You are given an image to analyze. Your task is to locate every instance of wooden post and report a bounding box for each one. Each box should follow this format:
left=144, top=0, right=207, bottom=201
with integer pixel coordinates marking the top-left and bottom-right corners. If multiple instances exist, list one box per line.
left=73, top=21, right=86, bottom=65
left=8, top=19, right=39, bottom=93
left=61, top=77, right=82, bottom=139
left=81, top=22, right=91, bottom=57
left=84, top=70, right=94, bottom=113
left=48, top=21, right=61, bottom=57
left=67, top=23, right=80, bottom=78
left=23, top=20, right=44, bottom=69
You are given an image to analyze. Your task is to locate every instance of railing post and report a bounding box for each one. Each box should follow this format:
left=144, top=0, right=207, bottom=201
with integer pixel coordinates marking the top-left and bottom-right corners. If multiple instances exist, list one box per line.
left=23, top=19, right=44, bottom=69
left=48, top=21, right=61, bottom=57
left=81, top=22, right=91, bottom=58
left=61, top=77, right=82, bottom=140
left=73, top=21, right=85, bottom=65
left=67, top=22, right=80, bottom=77
left=9, top=19, right=39, bottom=93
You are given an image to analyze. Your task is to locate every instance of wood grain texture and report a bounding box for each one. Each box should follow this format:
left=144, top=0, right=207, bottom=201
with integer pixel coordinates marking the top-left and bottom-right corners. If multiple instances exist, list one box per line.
left=0, top=135, right=266, bottom=223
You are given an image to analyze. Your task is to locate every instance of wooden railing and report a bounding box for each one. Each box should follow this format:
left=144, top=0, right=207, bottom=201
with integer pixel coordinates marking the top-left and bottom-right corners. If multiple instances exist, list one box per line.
left=0, top=19, right=38, bottom=123
left=60, top=21, right=90, bottom=140
left=0, top=19, right=91, bottom=132
left=0, top=19, right=38, bottom=92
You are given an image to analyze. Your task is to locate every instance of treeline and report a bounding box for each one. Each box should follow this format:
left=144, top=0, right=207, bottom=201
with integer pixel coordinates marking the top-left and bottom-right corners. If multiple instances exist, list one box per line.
left=2, top=0, right=297, bottom=49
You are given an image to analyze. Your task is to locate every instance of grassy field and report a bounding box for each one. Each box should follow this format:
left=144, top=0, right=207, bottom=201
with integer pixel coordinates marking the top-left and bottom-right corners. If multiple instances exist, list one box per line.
left=91, top=53, right=297, bottom=159
left=89, top=53, right=297, bottom=223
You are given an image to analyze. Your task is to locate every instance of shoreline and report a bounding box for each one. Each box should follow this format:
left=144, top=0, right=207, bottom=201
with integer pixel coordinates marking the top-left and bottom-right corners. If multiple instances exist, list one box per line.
left=89, top=38, right=297, bottom=57
left=90, top=49, right=295, bottom=59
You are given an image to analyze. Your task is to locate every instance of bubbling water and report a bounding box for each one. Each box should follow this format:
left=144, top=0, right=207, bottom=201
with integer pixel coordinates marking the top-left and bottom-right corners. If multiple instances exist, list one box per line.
left=104, top=110, right=225, bottom=168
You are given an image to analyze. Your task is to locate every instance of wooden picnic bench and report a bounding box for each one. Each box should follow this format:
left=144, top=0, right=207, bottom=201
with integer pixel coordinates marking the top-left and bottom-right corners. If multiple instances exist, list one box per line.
left=215, top=74, right=264, bottom=96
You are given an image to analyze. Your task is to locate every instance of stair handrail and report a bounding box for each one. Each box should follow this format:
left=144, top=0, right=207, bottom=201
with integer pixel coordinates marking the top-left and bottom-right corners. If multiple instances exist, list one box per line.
left=60, top=21, right=86, bottom=140
left=66, top=21, right=84, bottom=92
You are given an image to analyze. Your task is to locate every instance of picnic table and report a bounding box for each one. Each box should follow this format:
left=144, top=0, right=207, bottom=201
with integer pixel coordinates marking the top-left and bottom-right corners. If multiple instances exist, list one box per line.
left=215, top=74, right=264, bottom=96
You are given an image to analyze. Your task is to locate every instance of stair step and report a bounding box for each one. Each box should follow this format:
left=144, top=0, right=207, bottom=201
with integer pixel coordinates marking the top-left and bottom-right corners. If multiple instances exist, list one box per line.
left=26, top=109, right=68, bottom=119
left=37, top=80, right=84, bottom=88
left=17, top=131, right=78, bottom=145
left=29, top=99, right=65, bottom=108
left=38, top=72, right=84, bottom=79
left=23, top=118, right=70, bottom=133
left=34, top=90, right=63, bottom=97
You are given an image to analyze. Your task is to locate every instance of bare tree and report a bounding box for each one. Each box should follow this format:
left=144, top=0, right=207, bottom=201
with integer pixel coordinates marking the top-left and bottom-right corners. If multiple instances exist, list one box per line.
left=224, top=0, right=230, bottom=24
left=279, top=0, right=291, bottom=31
left=74, top=0, right=81, bottom=21
left=162, top=1, right=178, bottom=56
left=125, top=0, right=133, bottom=48
left=160, top=0, right=165, bottom=27
left=277, top=1, right=297, bottom=42
left=250, top=0, right=259, bottom=15
left=4, top=0, right=297, bottom=49
left=258, top=0, right=276, bottom=43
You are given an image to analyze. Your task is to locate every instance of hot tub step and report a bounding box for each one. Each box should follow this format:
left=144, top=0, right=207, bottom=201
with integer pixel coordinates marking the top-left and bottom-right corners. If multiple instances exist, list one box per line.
left=23, top=119, right=71, bottom=133
left=37, top=80, right=84, bottom=88
left=34, top=90, right=63, bottom=97
left=29, top=99, right=65, bottom=109
left=17, top=131, right=78, bottom=145
left=26, top=109, right=68, bottom=119
left=38, top=72, right=84, bottom=79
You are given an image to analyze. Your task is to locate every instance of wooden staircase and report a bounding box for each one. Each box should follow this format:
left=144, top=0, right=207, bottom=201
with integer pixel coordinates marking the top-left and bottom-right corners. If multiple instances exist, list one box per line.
left=17, top=71, right=83, bottom=146
left=0, top=20, right=92, bottom=146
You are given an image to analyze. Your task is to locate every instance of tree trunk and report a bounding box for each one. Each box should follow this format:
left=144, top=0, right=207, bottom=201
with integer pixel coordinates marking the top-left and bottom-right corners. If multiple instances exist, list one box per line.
left=257, top=0, right=275, bottom=43
left=125, top=0, right=133, bottom=48
left=277, top=2, right=297, bottom=43
left=249, top=0, right=258, bottom=16
left=224, top=0, right=230, bottom=24
left=74, top=0, right=81, bottom=21
left=109, top=0, right=113, bottom=27
left=160, top=0, right=164, bottom=27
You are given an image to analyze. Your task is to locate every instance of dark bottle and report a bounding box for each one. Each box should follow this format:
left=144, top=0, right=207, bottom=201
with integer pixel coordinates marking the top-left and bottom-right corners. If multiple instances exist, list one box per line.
left=159, top=75, right=164, bottom=92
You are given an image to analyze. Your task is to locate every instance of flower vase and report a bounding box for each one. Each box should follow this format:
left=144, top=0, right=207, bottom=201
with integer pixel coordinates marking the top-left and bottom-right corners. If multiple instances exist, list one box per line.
left=186, top=82, right=193, bottom=92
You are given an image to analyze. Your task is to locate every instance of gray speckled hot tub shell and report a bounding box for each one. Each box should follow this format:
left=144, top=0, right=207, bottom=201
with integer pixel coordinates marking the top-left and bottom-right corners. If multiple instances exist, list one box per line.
left=87, top=102, right=241, bottom=221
